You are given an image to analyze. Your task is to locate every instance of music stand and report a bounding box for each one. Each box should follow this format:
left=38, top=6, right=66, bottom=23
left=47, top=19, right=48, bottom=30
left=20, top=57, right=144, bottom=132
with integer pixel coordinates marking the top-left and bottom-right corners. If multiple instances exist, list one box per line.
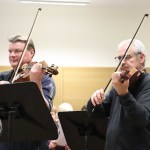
left=58, top=111, right=108, bottom=150
left=0, top=82, right=58, bottom=149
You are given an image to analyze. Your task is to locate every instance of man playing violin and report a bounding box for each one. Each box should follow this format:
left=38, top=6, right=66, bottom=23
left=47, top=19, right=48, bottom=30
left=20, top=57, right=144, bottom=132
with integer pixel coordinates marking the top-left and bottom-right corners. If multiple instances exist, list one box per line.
left=87, top=39, right=150, bottom=150
left=0, top=35, right=56, bottom=150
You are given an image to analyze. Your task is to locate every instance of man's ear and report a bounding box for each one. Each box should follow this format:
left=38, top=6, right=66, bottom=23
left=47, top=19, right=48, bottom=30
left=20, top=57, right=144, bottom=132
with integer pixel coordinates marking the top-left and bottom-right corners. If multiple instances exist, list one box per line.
left=140, top=53, right=145, bottom=63
left=30, top=49, right=35, bottom=57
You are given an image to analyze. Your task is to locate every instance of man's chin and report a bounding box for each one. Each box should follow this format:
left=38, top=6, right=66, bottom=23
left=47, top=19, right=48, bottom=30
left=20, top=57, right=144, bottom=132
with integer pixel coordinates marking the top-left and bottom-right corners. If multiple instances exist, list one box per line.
left=11, top=64, right=17, bottom=69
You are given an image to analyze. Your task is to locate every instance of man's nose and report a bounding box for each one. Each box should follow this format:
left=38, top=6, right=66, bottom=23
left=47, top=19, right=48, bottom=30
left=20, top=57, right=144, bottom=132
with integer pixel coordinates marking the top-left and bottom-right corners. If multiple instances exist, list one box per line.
left=121, top=58, right=127, bottom=64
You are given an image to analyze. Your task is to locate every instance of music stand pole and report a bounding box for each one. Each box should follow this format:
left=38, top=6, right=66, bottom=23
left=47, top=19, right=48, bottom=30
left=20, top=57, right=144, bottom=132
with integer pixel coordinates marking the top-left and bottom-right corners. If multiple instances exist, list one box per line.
left=8, top=110, right=15, bottom=150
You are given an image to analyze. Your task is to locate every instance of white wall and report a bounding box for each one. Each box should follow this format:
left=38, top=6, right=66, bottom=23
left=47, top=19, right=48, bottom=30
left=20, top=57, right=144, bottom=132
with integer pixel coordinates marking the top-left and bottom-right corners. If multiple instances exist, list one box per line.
left=0, top=3, right=150, bottom=67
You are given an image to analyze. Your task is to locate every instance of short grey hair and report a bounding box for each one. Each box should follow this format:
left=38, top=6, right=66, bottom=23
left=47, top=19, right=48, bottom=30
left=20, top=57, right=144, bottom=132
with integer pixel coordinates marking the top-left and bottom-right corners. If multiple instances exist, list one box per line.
left=118, top=39, right=146, bottom=66
left=118, top=39, right=146, bottom=55
left=57, top=103, right=73, bottom=112
left=9, top=35, right=35, bottom=53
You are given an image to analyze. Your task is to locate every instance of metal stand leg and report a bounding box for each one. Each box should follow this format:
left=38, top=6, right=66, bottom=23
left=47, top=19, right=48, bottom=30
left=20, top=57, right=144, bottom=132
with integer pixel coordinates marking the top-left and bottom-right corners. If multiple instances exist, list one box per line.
left=8, top=111, right=15, bottom=150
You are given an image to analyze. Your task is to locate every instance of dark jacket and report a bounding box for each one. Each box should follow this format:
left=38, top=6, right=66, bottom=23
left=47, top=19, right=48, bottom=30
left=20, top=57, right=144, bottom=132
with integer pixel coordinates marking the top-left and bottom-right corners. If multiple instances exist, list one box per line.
left=87, top=72, right=150, bottom=150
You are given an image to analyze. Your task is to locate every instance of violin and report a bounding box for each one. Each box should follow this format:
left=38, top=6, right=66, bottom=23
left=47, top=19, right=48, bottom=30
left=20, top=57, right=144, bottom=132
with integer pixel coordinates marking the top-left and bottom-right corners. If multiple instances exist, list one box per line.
left=13, top=61, right=59, bottom=82
left=119, top=67, right=143, bottom=86
left=10, top=8, right=42, bottom=83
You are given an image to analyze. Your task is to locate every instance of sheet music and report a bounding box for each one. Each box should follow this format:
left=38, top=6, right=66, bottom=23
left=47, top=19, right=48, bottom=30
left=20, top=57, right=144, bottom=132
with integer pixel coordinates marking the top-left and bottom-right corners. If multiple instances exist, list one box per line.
left=56, top=121, right=67, bottom=146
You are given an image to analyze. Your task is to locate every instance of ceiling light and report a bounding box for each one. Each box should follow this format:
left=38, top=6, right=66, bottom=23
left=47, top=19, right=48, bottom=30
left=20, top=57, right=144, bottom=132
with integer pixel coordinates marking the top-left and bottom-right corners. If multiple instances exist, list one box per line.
left=18, top=0, right=90, bottom=6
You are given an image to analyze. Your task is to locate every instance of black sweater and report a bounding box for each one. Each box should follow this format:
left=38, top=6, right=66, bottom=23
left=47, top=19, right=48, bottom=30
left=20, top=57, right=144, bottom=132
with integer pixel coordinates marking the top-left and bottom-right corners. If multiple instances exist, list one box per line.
left=87, top=72, right=150, bottom=150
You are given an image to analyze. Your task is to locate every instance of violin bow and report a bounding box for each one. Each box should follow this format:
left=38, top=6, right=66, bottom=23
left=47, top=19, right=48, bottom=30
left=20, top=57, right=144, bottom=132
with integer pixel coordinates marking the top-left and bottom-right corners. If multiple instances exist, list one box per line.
left=92, top=13, right=149, bottom=112
left=104, top=14, right=149, bottom=93
left=10, top=8, right=42, bottom=83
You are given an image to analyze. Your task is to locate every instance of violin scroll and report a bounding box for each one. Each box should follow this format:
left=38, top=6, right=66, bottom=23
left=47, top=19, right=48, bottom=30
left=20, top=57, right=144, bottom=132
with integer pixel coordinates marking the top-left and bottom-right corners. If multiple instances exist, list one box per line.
left=43, top=64, right=58, bottom=76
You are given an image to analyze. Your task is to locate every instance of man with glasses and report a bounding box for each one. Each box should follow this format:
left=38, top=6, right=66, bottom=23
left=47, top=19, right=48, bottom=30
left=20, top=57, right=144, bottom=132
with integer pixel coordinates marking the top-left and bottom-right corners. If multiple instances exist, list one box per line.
left=0, top=35, right=56, bottom=150
left=86, top=39, right=150, bottom=150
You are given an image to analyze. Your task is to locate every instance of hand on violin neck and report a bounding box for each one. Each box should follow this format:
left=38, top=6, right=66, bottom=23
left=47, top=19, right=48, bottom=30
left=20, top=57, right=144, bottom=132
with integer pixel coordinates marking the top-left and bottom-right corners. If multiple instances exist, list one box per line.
left=29, top=62, right=44, bottom=83
left=112, top=72, right=129, bottom=96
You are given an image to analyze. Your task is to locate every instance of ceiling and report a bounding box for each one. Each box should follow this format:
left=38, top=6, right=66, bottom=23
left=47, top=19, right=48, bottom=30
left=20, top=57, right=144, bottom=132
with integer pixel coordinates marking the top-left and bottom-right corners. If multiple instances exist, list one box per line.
left=1, top=0, right=150, bottom=9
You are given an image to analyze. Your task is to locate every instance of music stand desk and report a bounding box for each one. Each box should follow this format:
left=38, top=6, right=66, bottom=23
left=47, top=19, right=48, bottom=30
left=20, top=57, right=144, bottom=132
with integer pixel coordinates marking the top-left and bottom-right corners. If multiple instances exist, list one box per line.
left=0, top=82, right=58, bottom=144
left=58, top=111, right=108, bottom=150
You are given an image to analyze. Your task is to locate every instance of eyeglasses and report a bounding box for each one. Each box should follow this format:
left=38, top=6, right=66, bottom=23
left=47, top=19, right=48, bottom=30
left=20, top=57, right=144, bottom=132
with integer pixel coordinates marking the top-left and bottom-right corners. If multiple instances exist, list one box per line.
left=114, top=52, right=141, bottom=62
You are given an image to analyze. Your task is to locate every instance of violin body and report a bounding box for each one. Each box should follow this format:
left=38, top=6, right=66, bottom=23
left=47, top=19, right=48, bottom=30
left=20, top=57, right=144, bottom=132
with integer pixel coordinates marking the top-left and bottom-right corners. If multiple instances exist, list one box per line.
left=14, top=71, right=30, bottom=82
left=119, top=67, right=143, bottom=86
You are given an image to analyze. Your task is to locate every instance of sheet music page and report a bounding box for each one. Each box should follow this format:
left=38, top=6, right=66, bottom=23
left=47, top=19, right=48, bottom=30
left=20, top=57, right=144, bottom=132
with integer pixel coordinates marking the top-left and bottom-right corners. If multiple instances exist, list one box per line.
left=56, top=121, right=67, bottom=146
